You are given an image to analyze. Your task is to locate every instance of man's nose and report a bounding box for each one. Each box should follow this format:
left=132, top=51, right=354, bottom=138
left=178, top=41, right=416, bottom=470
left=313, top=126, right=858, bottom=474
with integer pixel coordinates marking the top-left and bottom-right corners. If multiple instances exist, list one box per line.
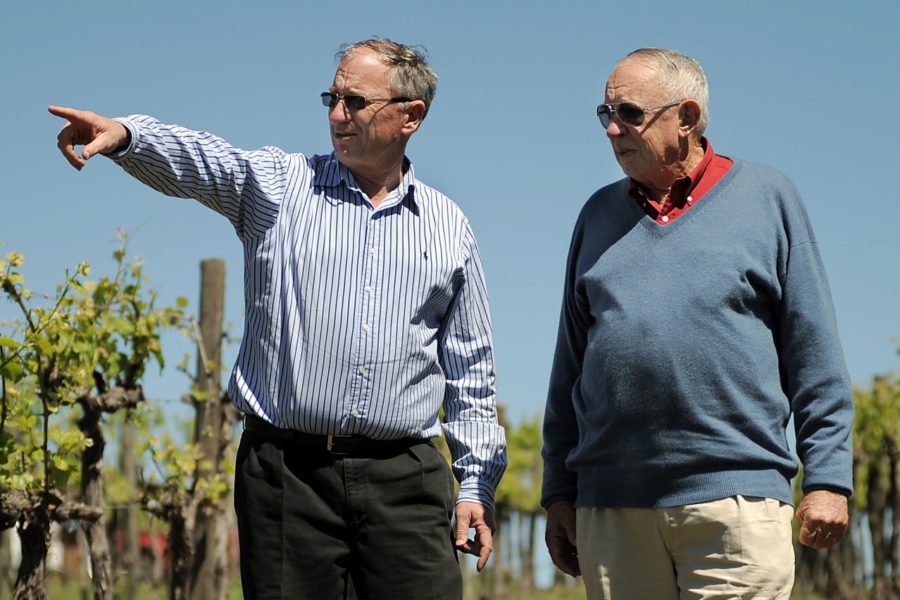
left=328, top=101, right=351, bottom=123
left=605, top=119, right=626, bottom=138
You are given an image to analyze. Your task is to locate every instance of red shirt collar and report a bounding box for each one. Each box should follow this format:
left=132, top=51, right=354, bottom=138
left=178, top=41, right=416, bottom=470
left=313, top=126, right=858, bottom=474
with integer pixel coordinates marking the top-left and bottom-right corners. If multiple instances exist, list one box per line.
left=628, top=137, right=716, bottom=210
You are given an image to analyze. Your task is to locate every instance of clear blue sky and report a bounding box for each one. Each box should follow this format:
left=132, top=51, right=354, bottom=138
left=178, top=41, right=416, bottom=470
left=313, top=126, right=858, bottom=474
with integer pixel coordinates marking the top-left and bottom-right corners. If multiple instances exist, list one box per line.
left=3, top=0, right=898, bottom=425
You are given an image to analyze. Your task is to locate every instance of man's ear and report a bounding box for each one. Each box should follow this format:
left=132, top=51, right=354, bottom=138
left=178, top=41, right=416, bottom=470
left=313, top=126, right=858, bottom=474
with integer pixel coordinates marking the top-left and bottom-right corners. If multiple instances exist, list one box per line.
left=679, top=100, right=701, bottom=135
left=402, top=100, right=428, bottom=136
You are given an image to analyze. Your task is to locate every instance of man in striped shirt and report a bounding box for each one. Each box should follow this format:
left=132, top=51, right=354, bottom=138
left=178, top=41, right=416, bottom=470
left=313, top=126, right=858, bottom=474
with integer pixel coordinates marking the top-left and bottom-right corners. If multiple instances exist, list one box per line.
left=51, top=38, right=506, bottom=599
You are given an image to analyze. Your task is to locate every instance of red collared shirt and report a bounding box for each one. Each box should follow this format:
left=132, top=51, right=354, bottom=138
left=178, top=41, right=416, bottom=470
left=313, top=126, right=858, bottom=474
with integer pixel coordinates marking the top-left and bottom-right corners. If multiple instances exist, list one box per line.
left=628, top=137, right=733, bottom=224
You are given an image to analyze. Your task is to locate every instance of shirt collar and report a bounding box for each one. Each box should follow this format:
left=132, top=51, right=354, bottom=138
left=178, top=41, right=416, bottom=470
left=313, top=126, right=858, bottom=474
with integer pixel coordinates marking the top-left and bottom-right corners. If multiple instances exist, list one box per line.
left=628, top=136, right=715, bottom=207
left=313, top=153, right=419, bottom=210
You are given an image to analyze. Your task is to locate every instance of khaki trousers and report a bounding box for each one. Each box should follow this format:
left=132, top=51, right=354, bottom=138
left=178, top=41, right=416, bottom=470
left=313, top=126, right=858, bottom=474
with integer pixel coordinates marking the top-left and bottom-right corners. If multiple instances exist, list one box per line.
left=576, top=496, right=794, bottom=600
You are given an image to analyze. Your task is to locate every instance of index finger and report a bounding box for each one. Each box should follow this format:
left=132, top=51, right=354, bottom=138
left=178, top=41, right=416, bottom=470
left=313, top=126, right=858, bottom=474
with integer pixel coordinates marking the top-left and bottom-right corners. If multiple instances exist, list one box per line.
left=48, top=105, right=83, bottom=120
left=47, top=104, right=78, bottom=118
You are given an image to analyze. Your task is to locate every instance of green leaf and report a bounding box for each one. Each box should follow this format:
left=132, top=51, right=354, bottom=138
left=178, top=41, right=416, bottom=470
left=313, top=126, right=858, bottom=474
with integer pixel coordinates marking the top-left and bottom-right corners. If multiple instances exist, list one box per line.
left=0, top=360, right=25, bottom=382
left=52, top=454, right=72, bottom=472
left=36, top=336, right=53, bottom=355
left=0, top=336, right=20, bottom=350
left=106, top=317, right=135, bottom=336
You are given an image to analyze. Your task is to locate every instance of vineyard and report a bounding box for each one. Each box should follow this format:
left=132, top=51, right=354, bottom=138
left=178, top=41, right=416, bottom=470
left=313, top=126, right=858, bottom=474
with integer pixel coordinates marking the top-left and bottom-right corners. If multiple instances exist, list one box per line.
left=1, top=243, right=897, bottom=599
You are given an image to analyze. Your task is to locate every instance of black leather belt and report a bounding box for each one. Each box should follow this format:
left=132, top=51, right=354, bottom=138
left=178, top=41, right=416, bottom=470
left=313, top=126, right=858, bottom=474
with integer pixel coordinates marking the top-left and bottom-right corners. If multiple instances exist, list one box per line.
left=242, top=413, right=420, bottom=456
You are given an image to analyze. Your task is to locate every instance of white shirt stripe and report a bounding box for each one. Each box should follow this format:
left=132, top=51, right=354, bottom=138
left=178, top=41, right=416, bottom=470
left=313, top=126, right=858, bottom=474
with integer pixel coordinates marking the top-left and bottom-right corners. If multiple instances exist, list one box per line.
left=113, top=115, right=506, bottom=507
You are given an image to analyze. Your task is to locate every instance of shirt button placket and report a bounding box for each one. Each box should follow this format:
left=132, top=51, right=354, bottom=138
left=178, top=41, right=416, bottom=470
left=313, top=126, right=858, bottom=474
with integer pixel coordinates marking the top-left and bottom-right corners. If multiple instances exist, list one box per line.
left=354, top=214, right=380, bottom=423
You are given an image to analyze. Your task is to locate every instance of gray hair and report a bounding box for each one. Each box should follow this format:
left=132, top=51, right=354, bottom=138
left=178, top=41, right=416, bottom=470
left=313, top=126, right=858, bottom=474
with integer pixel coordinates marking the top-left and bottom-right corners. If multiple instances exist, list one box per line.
left=620, top=48, right=709, bottom=136
left=338, top=38, right=438, bottom=118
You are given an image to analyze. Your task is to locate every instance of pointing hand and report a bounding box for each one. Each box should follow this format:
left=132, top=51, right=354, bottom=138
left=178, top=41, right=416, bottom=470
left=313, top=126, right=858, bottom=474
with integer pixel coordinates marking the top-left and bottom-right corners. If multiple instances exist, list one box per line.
left=48, top=105, right=128, bottom=170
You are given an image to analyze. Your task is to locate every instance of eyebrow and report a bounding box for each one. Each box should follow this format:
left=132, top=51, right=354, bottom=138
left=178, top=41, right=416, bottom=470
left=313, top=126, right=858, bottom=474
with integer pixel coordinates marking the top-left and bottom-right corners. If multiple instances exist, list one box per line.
left=327, top=88, right=377, bottom=97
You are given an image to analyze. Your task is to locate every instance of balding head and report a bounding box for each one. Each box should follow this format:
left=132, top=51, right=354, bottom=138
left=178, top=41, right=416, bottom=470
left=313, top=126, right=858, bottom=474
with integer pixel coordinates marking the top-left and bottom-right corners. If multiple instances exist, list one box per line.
left=616, top=48, right=709, bottom=137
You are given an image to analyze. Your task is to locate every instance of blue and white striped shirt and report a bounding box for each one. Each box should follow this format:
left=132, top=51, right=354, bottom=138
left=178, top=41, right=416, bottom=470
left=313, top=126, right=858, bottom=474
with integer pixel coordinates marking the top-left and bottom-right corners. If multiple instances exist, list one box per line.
left=112, top=115, right=506, bottom=507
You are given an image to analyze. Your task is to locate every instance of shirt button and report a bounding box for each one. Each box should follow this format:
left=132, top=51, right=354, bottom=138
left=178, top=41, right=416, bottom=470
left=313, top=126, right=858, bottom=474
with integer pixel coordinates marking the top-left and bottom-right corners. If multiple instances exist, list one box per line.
left=362, top=323, right=370, bottom=333
left=365, top=286, right=374, bottom=294
left=369, top=247, right=377, bottom=256
left=350, top=409, right=361, bottom=418
left=358, top=366, right=366, bottom=375
left=687, top=195, right=693, bottom=204
left=661, top=215, right=670, bottom=223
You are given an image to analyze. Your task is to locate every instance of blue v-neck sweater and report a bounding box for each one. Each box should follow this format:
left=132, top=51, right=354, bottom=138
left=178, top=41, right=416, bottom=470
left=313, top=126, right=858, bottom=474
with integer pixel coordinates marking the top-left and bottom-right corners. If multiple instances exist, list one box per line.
left=541, top=160, right=853, bottom=508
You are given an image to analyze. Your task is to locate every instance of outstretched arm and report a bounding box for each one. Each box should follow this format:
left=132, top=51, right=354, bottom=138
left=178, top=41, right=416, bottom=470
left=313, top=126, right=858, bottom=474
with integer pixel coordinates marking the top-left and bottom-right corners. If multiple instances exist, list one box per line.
left=49, top=109, right=291, bottom=241
left=49, top=105, right=129, bottom=170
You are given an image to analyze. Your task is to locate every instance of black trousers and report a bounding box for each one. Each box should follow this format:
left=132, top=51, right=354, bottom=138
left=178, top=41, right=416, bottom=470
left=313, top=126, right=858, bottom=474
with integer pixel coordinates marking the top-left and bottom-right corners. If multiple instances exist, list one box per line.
left=234, top=429, right=462, bottom=600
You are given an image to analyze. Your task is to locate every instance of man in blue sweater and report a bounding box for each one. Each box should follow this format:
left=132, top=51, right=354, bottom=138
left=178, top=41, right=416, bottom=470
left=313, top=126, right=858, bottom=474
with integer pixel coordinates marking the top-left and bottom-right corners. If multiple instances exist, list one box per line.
left=541, top=47, right=853, bottom=599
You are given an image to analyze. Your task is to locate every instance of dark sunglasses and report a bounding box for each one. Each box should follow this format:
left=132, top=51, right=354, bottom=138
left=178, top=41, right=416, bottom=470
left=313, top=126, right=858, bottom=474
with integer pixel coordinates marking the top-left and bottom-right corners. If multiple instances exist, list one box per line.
left=321, top=92, right=411, bottom=111
left=596, top=101, right=682, bottom=129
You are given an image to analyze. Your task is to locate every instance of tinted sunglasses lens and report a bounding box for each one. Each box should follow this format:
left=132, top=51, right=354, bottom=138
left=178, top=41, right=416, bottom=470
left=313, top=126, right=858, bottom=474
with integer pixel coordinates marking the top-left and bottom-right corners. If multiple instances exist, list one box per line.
left=344, top=95, right=367, bottom=110
left=321, top=93, right=338, bottom=108
left=617, top=103, right=645, bottom=126
left=597, top=105, right=612, bottom=128
left=320, top=93, right=368, bottom=110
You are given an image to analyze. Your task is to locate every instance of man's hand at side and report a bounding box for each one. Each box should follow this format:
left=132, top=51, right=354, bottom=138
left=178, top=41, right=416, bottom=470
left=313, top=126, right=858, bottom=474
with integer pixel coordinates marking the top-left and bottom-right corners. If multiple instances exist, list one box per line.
left=545, top=499, right=580, bottom=577
left=455, top=501, right=494, bottom=572
left=796, top=489, right=849, bottom=549
left=48, top=105, right=129, bottom=171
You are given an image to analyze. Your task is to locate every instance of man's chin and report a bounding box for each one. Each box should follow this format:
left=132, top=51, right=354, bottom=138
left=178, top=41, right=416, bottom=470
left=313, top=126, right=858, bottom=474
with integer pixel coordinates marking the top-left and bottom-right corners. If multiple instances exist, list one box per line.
left=615, top=159, right=634, bottom=178
left=331, top=148, right=359, bottom=170
left=332, top=144, right=353, bottom=160
left=616, top=158, right=646, bottom=181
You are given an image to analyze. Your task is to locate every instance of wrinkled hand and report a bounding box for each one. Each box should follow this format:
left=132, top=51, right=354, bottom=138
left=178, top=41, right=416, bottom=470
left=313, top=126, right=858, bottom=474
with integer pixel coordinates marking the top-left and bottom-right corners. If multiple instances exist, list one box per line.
left=796, top=490, right=849, bottom=549
left=48, top=105, right=129, bottom=170
left=545, top=500, right=580, bottom=577
left=455, top=502, right=494, bottom=572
